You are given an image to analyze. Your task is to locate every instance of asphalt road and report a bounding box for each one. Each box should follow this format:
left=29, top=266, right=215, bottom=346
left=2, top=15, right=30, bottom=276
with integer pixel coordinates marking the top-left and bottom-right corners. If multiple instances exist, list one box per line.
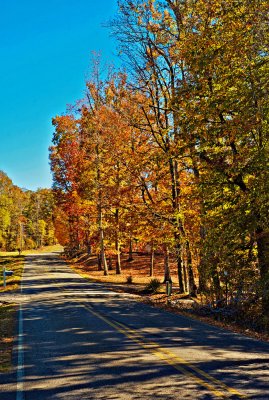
left=1, top=252, right=269, bottom=399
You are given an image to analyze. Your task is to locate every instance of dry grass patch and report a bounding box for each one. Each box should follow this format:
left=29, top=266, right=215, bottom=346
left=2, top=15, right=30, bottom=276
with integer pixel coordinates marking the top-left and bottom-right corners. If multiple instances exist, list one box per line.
left=22, top=244, right=63, bottom=255
left=0, top=303, right=17, bottom=372
left=0, top=255, right=24, bottom=292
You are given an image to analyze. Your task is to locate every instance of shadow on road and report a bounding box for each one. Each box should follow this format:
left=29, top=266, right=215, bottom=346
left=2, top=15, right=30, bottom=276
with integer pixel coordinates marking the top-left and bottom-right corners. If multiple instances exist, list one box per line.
left=1, top=253, right=269, bottom=400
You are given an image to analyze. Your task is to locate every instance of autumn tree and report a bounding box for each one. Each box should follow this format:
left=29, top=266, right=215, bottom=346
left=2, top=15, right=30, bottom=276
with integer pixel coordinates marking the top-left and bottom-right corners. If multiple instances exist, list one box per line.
left=50, top=114, right=88, bottom=252
left=110, top=0, right=269, bottom=309
left=167, top=0, right=269, bottom=310
left=111, top=0, right=200, bottom=293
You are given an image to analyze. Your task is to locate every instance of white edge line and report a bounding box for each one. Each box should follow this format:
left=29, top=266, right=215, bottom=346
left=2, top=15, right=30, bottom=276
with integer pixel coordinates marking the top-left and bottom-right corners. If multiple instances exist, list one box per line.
left=16, top=262, right=25, bottom=400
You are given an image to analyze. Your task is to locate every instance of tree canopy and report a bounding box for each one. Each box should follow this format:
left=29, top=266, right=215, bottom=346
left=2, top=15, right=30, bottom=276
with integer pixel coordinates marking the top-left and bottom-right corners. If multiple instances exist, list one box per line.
left=49, top=0, right=269, bottom=319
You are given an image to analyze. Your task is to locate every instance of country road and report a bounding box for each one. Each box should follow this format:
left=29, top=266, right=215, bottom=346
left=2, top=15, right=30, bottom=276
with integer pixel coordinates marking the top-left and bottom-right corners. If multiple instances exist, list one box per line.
left=1, top=252, right=269, bottom=400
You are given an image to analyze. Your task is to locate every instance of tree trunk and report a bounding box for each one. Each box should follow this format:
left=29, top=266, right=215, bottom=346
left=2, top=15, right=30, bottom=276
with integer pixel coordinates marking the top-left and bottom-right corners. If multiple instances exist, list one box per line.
left=128, top=238, right=133, bottom=261
left=85, top=231, right=91, bottom=255
left=182, top=242, right=189, bottom=293
left=163, top=244, right=172, bottom=283
left=116, top=253, right=121, bottom=274
left=101, top=241, right=108, bottom=276
left=99, top=207, right=108, bottom=276
left=186, top=240, right=197, bottom=297
left=115, top=208, right=121, bottom=274
left=174, top=233, right=184, bottom=293
left=256, top=227, right=269, bottom=313
left=211, top=259, right=221, bottom=305
left=96, top=140, right=108, bottom=276
left=150, top=241, right=154, bottom=277
left=108, top=257, right=113, bottom=271
left=97, top=254, right=102, bottom=271
left=87, top=243, right=91, bottom=255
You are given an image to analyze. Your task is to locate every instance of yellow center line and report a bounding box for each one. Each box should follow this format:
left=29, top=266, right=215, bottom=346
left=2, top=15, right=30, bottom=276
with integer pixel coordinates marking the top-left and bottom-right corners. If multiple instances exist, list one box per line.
left=59, top=284, right=246, bottom=399
left=84, top=304, right=247, bottom=399
left=115, top=321, right=247, bottom=399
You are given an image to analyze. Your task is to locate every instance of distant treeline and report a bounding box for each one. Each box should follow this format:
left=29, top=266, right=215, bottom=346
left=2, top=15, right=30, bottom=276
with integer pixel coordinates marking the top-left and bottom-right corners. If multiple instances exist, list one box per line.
left=0, top=171, right=56, bottom=251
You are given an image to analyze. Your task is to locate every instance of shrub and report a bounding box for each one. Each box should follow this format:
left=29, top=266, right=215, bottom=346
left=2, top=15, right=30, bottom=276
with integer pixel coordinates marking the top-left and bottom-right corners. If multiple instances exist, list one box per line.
left=145, top=278, right=162, bottom=294
left=126, top=275, right=133, bottom=284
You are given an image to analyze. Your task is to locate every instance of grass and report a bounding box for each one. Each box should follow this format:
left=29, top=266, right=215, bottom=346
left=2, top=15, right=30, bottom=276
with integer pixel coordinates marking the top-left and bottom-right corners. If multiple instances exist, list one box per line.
left=0, top=254, right=24, bottom=292
left=21, top=243, right=63, bottom=255
left=0, top=303, right=17, bottom=372
left=0, top=253, right=23, bottom=371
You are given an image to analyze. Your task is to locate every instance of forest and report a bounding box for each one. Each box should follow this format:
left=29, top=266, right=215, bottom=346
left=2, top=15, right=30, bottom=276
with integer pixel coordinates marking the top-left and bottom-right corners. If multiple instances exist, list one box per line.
left=0, top=171, right=55, bottom=252
left=49, top=0, right=269, bottom=325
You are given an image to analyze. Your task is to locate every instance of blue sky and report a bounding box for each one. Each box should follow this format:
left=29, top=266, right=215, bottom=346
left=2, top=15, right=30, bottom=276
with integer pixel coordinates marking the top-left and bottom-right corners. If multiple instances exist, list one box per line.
left=0, top=0, right=118, bottom=190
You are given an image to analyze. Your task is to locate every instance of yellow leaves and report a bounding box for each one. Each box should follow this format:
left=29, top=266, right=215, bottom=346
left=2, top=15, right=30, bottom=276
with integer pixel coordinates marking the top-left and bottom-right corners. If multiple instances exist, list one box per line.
left=163, top=9, right=170, bottom=20
left=147, top=21, right=160, bottom=33
left=148, top=0, right=155, bottom=11
left=148, top=0, right=161, bottom=20
left=105, top=86, right=114, bottom=101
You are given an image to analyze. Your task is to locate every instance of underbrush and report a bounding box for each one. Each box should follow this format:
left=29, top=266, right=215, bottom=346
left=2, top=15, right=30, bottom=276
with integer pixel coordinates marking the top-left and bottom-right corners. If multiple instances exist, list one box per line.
left=162, top=294, right=269, bottom=339
left=192, top=302, right=268, bottom=333
left=145, top=278, right=162, bottom=294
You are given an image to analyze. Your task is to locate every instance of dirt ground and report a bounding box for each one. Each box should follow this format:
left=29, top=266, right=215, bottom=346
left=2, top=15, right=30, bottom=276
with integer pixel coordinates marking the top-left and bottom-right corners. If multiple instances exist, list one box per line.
left=68, top=251, right=180, bottom=286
